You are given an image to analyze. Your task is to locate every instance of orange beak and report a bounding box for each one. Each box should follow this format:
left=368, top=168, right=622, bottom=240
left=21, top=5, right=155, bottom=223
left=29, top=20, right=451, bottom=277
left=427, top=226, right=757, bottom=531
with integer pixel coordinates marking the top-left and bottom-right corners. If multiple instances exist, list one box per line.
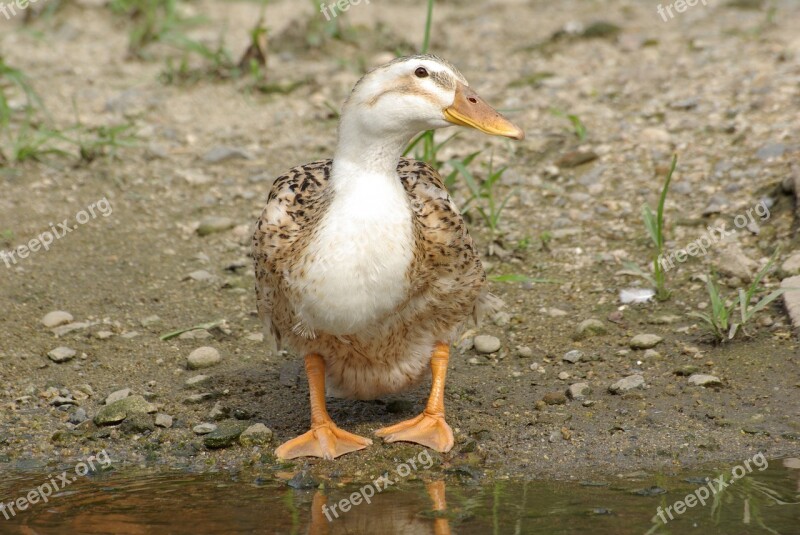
left=443, top=82, right=524, bottom=140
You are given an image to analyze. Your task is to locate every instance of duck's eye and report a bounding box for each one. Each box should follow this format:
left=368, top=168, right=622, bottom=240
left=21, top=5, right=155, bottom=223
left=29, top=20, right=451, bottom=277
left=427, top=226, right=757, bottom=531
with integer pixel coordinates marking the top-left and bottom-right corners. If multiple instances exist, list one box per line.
left=414, top=67, right=429, bottom=78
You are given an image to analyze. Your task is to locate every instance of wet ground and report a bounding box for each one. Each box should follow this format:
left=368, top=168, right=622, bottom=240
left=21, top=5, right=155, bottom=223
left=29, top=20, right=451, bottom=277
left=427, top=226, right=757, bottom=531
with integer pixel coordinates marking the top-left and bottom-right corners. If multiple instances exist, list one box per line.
left=1, top=0, right=800, bottom=516
left=0, top=457, right=798, bottom=534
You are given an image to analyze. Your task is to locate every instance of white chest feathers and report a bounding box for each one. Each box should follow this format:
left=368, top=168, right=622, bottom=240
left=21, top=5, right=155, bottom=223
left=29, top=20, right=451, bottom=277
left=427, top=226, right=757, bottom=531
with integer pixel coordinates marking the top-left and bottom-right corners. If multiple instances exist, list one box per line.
left=294, top=169, right=414, bottom=336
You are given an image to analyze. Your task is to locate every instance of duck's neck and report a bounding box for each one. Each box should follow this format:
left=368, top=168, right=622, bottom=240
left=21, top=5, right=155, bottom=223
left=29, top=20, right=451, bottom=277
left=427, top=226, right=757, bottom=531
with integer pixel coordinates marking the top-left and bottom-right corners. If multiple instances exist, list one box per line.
left=331, top=111, right=416, bottom=186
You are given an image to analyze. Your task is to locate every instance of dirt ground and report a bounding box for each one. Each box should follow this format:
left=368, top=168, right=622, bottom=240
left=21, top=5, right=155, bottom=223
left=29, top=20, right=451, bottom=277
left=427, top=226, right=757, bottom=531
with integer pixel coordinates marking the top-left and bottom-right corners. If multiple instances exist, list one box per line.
left=1, top=0, right=798, bottom=484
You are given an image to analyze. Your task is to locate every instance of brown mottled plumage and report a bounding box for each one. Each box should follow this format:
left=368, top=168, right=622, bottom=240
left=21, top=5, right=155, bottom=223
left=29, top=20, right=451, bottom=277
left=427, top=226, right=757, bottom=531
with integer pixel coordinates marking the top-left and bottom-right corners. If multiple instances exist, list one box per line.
left=253, top=157, right=497, bottom=400
left=252, top=55, right=523, bottom=459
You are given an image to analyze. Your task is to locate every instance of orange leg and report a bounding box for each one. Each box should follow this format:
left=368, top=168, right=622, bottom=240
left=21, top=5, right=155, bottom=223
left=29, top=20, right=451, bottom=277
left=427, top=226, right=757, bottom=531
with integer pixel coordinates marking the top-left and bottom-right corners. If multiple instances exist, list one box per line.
left=427, top=480, right=452, bottom=535
left=275, top=354, right=372, bottom=460
left=375, top=342, right=455, bottom=452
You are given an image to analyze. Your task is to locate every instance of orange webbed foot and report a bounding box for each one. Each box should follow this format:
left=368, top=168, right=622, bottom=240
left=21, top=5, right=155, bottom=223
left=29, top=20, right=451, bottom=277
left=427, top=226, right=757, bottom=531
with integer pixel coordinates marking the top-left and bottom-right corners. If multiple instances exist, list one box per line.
left=375, top=411, right=454, bottom=453
left=276, top=422, right=372, bottom=460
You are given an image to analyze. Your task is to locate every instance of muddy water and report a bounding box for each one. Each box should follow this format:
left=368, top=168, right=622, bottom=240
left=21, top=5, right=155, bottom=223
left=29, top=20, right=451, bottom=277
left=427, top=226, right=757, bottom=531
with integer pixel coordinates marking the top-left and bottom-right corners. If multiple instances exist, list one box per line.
left=0, top=458, right=797, bottom=534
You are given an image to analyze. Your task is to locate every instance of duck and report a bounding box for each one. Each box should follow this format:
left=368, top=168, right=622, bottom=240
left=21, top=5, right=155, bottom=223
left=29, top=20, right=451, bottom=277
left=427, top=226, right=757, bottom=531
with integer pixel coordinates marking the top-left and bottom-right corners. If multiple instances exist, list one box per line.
left=253, top=54, right=524, bottom=460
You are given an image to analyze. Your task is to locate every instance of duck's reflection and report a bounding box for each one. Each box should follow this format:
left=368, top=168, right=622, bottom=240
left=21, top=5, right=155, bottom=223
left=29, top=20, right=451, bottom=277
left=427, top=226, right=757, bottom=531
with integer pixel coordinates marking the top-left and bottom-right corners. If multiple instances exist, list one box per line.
left=309, top=480, right=451, bottom=535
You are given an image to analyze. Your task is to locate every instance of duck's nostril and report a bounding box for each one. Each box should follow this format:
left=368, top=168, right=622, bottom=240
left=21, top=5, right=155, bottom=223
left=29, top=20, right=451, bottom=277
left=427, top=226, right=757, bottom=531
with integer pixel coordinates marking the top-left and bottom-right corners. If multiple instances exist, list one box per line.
left=468, top=97, right=477, bottom=104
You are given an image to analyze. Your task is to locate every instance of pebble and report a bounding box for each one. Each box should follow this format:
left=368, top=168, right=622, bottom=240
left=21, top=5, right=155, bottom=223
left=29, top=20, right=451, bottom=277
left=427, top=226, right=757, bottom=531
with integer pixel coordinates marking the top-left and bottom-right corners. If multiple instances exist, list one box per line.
left=609, top=375, right=645, bottom=394
left=567, top=382, right=591, bottom=400
left=185, top=375, right=210, bottom=387
left=193, top=423, right=218, bottom=435
left=781, top=253, right=800, bottom=276
left=105, top=388, right=131, bottom=405
left=643, top=349, right=661, bottom=359
left=619, top=288, right=654, bottom=304
left=52, top=322, right=91, bottom=337
left=716, top=246, right=758, bottom=282
left=68, top=408, right=88, bottom=424
left=473, top=335, right=501, bottom=354
left=203, top=420, right=251, bottom=449
left=95, top=331, right=114, bottom=340
left=516, top=346, right=533, bottom=358
left=542, top=392, right=567, bottom=405
left=94, top=395, right=156, bottom=425
left=140, top=315, right=161, bottom=327
left=573, top=319, right=607, bottom=339
left=180, top=329, right=212, bottom=340
left=562, top=350, right=583, bottom=363
left=239, top=423, right=273, bottom=446
left=558, top=371, right=570, bottom=380
left=688, top=374, right=722, bottom=387
left=184, top=393, right=214, bottom=404
left=155, top=413, right=173, bottom=428
left=782, top=276, right=800, bottom=329
left=630, top=334, right=663, bottom=349
left=47, top=347, right=76, bottom=363
left=209, top=401, right=229, bottom=420
left=187, top=270, right=215, bottom=282
left=187, top=347, right=221, bottom=369
left=42, top=311, right=73, bottom=328
left=197, top=216, right=235, bottom=236
left=203, top=145, right=254, bottom=163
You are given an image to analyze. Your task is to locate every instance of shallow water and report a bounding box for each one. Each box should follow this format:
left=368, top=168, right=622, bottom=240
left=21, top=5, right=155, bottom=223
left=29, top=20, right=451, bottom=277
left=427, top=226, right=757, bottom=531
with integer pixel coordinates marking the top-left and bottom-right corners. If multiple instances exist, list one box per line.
left=0, top=458, right=797, bottom=534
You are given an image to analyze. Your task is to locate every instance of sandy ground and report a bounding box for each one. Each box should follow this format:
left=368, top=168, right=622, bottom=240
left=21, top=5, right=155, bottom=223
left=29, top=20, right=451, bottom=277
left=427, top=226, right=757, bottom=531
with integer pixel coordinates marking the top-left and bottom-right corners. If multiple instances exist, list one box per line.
left=0, top=0, right=798, bottom=484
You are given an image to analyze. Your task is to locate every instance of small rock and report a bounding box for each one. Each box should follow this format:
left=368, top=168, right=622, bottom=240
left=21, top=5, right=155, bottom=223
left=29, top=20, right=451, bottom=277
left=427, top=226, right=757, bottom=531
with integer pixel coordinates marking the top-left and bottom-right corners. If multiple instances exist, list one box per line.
left=287, top=471, right=318, bottom=490
left=609, top=375, right=645, bottom=394
left=94, top=395, right=156, bottom=425
left=630, top=334, right=663, bottom=350
left=121, top=413, right=155, bottom=434
left=68, top=408, right=88, bottom=424
left=239, top=423, right=273, bottom=446
left=51, top=396, right=77, bottom=406
left=193, top=423, right=218, bottom=435
left=47, top=347, right=76, bottom=363
left=556, top=150, right=598, bottom=168
left=558, top=371, right=570, bottom=380
left=542, top=392, right=567, bottom=405
left=619, top=288, right=654, bottom=304
left=782, top=276, right=800, bottom=329
left=197, top=216, right=235, bottom=236
left=567, top=382, right=591, bottom=400
left=184, top=393, right=214, bottom=404
left=185, top=375, right=210, bottom=388
left=473, top=335, right=501, bottom=354
left=155, top=413, right=173, bottom=428
left=42, top=311, right=73, bottom=328
left=756, top=143, right=786, bottom=160
left=516, top=346, right=533, bottom=358
left=573, top=319, right=607, bottom=340
left=688, top=374, right=722, bottom=387
left=203, top=145, right=254, bottom=163
left=179, top=329, right=212, bottom=340
left=95, top=331, right=114, bottom=340
left=203, top=420, right=250, bottom=449
left=105, top=388, right=131, bottom=405
left=781, top=253, right=800, bottom=277
left=209, top=401, right=229, bottom=420
left=642, top=349, right=661, bottom=359
left=52, top=322, right=91, bottom=337
left=140, top=315, right=161, bottom=327
left=716, top=246, right=758, bottom=282
left=187, top=347, right=221, bottom=370
left=673, top=365, right=699, bottom=376
left=562, top=350, right=583, bottom=363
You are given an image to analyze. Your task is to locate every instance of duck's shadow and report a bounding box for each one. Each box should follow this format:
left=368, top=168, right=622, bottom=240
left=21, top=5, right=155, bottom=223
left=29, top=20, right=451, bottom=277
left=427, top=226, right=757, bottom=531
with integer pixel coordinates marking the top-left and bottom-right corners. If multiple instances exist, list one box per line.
left=205, top=353, right=432, bottom=436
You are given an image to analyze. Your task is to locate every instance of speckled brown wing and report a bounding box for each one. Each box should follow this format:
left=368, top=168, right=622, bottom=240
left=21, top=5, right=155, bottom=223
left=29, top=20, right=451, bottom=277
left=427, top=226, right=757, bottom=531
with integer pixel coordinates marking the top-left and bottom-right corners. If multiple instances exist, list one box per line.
left=396, top=158, right=495, bottom=326
left=252, top=159, right=333, bottom=350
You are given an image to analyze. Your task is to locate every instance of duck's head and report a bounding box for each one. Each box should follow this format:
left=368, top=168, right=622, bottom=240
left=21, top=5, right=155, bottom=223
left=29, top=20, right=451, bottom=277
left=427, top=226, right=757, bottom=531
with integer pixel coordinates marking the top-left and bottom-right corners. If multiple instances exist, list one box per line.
left=339, top=55, right=524, bottom=147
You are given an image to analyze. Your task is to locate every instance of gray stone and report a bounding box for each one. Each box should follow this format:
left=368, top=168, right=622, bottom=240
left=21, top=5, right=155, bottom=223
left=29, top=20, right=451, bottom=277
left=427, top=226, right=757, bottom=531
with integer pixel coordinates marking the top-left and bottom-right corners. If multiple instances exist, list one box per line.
left=193, top=423, right=218, bottom=435
left=473, top=335, right=501, bottom=354
left=121, top=413, right=155, bottom=434
left=185, top=375, right=210, bottom=387
left=42, top=311, right=73, bottom=328
left=184, top=393, right=214, bottom=404
left=567, top=382, right=591, bottom=400
left=542, top=391, right=567, bottom=405
left=609, top=375, right=645, bottom=394
left=155, top=413, right=173, bottom=428
left=756, top=143, right=786, bottom=160
left=239, top=423, right=273, bottom=446
left=203, top=145, right=254, bottom=163
left=630, top=334, right=663, bottom=350
left=105, top=388, right=131, bottom=405
left=716, top=246, right=758, bottom=282
left=516, top=346, right=534, bottom=358
left=47, top=347, right=76, bottom=363
left=187, top=347, right=221, bottom=370
left=94, top=395, right=156, bottom=425
left=52, top=322, right=91, bottom=337
left=782, top=276, right=800, bottom=329
left=573, top=319, right=607, bottom=339
left=688, top=374, right=722, bottom=387
left=781, top=253, right=800, bottom=276
left=197, top=216, right=235, bottom=236
left=68, top=408, right=88, bottom=424
left=562, top=350, right=583, bottom=363
left=203, top=420, right=250, bottom=449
